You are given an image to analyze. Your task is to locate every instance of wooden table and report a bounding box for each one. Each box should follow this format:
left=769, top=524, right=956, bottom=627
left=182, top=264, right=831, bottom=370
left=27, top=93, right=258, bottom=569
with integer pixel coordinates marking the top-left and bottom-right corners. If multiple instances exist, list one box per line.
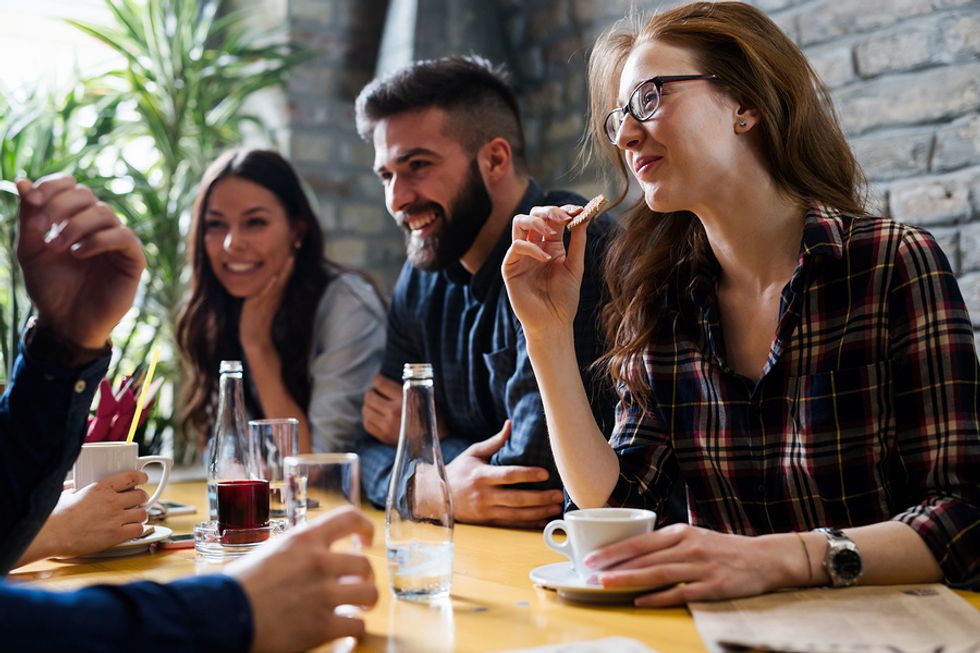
left=10, top=481, right=980, bottom=652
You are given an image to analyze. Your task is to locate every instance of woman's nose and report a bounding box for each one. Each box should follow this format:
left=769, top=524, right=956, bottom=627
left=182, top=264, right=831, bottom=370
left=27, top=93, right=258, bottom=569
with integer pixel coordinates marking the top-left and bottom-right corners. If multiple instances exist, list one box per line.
left=222, top=228, right=244, bottom=252
left=614, top=112, right=644, bottom=151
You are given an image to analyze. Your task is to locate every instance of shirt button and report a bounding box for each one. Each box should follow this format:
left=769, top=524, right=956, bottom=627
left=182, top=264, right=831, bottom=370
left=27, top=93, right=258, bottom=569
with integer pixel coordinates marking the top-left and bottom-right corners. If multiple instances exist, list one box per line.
left=74, top=380, right=87, bottom=394
left=757, top=484, right=765, bottom=494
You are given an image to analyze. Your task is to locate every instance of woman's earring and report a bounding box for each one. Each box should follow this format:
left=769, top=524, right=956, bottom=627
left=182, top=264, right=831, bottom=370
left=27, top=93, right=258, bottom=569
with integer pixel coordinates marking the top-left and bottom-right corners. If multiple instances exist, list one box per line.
left=738, top=119, right=747, bottom=128
left=293, top=240, right=302, bottom=250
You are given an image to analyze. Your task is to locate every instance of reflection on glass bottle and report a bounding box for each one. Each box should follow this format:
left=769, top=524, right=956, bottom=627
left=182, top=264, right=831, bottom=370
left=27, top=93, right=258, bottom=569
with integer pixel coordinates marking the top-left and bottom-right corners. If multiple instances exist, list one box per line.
left=206, top=360, right=253, bottom=521
left=385, top=363, right=454, bottom=601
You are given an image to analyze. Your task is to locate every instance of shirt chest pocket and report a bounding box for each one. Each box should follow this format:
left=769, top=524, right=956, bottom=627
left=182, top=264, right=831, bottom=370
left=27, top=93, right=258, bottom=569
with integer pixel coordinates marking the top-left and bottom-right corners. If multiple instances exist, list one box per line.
left=786, top=361, right=893, bottom=464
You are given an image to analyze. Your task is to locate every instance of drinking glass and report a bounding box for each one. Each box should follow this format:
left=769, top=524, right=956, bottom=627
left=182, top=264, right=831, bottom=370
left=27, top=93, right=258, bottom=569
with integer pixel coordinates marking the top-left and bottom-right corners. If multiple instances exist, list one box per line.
left=249, top=418, right=300, bottom=520
left=284, top=453, right=363, bottom=647
left=283, top=453, right=360, bottom=548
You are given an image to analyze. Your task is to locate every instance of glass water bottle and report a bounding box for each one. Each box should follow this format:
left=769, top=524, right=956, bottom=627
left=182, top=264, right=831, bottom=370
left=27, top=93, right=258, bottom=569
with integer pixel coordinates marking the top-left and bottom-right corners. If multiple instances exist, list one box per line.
left=385, top=363, right=454, bottom=600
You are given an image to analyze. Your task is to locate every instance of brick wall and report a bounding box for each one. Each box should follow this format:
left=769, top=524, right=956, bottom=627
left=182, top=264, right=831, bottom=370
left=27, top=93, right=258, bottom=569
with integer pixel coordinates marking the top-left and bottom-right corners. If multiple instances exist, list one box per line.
left=263, top=0, right=980, bottom=334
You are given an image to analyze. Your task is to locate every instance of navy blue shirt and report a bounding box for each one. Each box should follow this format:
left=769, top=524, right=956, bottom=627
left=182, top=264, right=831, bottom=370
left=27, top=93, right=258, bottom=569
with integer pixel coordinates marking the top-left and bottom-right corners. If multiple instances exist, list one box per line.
left=0, top=342, right=109, bottom=573
left=1, top=576, right=251, bottom=653
left=0, top=341, right=253, bottom=652
left=359, top=181, right=615, bottom=507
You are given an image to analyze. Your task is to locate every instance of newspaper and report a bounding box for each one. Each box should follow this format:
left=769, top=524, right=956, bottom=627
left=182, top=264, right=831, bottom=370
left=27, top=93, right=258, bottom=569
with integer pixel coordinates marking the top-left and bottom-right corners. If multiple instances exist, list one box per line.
left=495, top=637, right=659, bottom=653
left=690, top=584, right=980, bottom=653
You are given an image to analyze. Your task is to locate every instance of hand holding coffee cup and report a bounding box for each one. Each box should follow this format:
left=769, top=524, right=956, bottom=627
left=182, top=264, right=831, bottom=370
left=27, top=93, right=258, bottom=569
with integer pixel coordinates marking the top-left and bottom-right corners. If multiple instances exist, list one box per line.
left=73, top=441, right=173, bottom=508
left=544, top=508, right=657, bottom=578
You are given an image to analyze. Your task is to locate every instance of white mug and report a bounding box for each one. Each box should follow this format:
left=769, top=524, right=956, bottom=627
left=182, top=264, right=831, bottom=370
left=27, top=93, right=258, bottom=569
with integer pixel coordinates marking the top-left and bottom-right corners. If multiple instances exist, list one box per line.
left=73, top=441, right=173, bottom=506
left=543, top=507, right=657, bottom=577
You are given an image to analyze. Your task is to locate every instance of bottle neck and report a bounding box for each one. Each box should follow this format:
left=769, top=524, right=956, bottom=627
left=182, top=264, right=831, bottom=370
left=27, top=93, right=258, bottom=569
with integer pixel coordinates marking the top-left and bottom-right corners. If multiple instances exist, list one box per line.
left=209, top=371, right=251, bottom=478
left=219, top=370, right=243, bottom=393
left=400, top=380, right=438, bottom=448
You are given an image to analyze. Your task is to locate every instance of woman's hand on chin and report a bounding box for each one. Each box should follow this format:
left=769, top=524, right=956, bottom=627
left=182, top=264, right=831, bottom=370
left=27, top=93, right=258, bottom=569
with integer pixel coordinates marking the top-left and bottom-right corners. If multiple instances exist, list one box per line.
left=240, top=255, right=295, bottom=351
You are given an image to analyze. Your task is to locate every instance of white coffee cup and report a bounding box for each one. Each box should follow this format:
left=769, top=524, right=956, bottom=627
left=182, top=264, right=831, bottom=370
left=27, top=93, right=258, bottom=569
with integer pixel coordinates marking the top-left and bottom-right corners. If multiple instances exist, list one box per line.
left=73, top=441, right=173, bottom=506
left=543, top=507, right=657, bottom=577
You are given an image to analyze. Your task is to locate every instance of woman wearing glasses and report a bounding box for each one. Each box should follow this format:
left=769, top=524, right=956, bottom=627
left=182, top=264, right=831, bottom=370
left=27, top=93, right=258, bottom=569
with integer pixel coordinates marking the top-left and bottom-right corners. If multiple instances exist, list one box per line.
left=503, top=1, right=979, bottom=604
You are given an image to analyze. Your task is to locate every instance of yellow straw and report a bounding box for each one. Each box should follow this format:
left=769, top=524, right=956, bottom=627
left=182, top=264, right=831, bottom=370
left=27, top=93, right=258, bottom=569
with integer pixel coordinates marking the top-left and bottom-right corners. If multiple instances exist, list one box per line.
left=126, top=345, right=161, bottom=444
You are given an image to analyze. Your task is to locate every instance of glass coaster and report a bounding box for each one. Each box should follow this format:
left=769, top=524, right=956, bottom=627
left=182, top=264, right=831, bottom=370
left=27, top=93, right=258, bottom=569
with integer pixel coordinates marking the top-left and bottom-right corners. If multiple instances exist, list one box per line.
left=194, top=519, right=287, bottom=560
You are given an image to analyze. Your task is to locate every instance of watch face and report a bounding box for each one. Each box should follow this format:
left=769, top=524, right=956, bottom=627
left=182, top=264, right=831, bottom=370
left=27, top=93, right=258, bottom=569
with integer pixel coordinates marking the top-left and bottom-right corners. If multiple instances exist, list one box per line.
left=833, top=547, right=863, bottom=580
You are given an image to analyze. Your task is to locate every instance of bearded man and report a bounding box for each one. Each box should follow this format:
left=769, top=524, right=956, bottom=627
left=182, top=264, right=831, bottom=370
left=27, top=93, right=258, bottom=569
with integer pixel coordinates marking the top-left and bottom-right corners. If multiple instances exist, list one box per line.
left=354, top=55, right=615, bottom=527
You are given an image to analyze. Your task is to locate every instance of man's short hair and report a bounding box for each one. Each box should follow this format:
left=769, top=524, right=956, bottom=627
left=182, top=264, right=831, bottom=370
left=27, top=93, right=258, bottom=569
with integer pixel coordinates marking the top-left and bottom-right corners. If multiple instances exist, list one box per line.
left=355, top=55, right=527, bottom=174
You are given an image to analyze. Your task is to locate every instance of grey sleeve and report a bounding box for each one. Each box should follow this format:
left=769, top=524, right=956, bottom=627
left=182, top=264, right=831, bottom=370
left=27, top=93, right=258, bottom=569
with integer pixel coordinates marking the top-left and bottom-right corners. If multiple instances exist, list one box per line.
left=308, top=274, right=387, bottom=453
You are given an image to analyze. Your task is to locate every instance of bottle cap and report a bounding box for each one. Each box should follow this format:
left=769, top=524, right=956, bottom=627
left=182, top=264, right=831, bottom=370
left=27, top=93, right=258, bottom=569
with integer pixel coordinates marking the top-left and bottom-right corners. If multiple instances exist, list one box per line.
left=220, top=360, right=243, bottom=374
left=402, top=363, right=433, bottom=380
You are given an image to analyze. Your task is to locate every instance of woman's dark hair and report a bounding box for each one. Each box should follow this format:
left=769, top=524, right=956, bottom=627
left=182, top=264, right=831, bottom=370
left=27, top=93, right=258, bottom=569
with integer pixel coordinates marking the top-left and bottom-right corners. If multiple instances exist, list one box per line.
left=176, top=149, right=334, bottom=444
left=585, top=2, right=868, bottom=400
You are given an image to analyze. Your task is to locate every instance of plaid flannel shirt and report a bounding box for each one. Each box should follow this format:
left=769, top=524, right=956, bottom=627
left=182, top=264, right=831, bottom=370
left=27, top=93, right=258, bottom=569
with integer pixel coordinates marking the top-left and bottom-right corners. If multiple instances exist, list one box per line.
left=609, top=205, right=980, bottom=586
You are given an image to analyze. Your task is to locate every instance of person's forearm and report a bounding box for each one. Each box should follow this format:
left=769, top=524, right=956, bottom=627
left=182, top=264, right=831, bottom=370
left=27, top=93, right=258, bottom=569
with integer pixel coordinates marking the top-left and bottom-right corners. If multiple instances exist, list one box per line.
left=12, top=526, right=53, bottom=568
left=243, top=344, right=313, bottom=452
left=845, top=521, right=942, bottom=585
left=762, top=521, right=943, bottom=590
left=0, top=576, right=252, bottom=653
left=0, top=348, right=108, bottom=575
left=525, top=329, right=619, bottom=507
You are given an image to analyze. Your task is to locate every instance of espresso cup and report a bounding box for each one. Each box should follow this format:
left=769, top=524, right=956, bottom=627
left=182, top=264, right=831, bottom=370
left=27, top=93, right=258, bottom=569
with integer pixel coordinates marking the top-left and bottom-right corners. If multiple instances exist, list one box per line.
left=543, top=507, right=657, bottom=577
left=73, top=441, right=173, bottom=506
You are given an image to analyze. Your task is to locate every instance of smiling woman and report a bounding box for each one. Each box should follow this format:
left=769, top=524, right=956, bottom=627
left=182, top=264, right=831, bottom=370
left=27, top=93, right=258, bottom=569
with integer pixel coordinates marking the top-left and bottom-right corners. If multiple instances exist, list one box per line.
left=176, top=149, right=387, bottom=455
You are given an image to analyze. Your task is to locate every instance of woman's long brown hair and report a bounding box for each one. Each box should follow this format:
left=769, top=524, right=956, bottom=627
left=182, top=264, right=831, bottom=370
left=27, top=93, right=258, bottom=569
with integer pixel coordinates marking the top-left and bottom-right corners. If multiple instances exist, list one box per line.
left=176, top=149, right=334, bottom=446
left=584, top=2, right=868, bottom=400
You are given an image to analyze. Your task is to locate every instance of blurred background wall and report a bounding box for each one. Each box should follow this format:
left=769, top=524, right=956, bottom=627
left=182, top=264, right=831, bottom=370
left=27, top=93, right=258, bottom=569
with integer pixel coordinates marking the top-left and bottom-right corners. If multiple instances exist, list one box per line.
left=3, top=0, right=979, bottom=321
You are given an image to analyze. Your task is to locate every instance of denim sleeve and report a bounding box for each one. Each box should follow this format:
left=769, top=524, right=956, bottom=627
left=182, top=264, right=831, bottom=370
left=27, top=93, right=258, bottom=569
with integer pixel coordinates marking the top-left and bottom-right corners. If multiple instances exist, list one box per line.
left=487, top=325, right=561, bottom=488
left=0, top=575, right=252, bottom=652
left=358, top=436, right=470, bottom=508
left=0, top=343, right=109, bottom=575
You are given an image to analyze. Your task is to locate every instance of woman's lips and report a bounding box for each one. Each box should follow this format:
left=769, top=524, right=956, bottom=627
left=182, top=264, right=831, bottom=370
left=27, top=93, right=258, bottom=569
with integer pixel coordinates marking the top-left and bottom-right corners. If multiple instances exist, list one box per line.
left=633, top=155, right=663, bottom=176
left=224, top=262, right=261, bottom=273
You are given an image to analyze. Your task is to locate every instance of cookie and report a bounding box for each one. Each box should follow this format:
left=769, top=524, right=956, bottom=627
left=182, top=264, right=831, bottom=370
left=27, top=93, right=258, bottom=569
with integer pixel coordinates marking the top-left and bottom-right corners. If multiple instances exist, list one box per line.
left=567, top=194, right=608, bottom=230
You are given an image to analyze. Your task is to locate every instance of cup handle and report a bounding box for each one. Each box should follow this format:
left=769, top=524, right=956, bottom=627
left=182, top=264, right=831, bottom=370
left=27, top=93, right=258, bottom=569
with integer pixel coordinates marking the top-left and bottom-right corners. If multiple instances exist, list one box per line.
left=136, top=455, right=173, bottom=506
left=543, top=520, right=570, bottom=558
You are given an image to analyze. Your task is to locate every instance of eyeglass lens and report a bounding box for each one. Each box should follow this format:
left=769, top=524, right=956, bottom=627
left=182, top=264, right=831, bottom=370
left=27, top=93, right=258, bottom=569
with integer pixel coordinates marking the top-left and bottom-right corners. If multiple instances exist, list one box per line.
left=605, top=79, right=660, bottom=142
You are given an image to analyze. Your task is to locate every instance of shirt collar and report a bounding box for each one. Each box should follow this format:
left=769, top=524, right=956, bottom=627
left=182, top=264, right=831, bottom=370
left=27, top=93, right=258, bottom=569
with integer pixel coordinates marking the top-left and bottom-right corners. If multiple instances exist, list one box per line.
left=800, top=201, right=845, bottom=260
left=444, top=180, right=545, bottom=297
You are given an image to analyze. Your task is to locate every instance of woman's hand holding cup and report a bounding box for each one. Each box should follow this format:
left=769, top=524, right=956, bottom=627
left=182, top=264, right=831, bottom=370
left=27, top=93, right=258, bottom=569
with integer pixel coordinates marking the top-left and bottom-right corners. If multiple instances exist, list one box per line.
left=543, top=507, right=657, bottom=580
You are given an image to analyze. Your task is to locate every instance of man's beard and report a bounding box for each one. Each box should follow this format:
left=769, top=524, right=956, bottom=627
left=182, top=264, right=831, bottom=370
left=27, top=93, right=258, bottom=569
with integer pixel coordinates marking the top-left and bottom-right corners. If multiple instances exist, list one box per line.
left=405, top=158, right=493, bottom=271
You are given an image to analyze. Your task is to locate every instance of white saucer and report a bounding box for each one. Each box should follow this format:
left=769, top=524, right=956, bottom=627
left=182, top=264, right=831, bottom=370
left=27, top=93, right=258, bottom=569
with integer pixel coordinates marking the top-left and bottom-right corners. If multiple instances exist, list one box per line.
left=56, top=526, right=173, bottom=561
left=529, top=561, right=659, bottom=604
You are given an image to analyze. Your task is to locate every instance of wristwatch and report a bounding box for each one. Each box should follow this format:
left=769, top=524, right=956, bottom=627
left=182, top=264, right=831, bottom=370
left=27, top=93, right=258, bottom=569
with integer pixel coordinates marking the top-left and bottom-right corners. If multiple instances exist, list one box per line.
left=815, top=527, right=863, bottom=587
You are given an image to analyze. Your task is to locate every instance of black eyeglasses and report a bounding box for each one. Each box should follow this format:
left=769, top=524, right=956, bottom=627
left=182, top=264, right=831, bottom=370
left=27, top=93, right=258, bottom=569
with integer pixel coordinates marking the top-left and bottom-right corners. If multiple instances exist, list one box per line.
left=603, top=74, right=720, bottom=143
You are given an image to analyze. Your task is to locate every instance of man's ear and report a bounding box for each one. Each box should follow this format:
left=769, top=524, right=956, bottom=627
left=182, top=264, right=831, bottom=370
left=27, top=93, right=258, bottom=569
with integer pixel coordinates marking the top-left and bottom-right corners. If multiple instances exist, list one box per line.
left=480, top=137, right=513, bottom=183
